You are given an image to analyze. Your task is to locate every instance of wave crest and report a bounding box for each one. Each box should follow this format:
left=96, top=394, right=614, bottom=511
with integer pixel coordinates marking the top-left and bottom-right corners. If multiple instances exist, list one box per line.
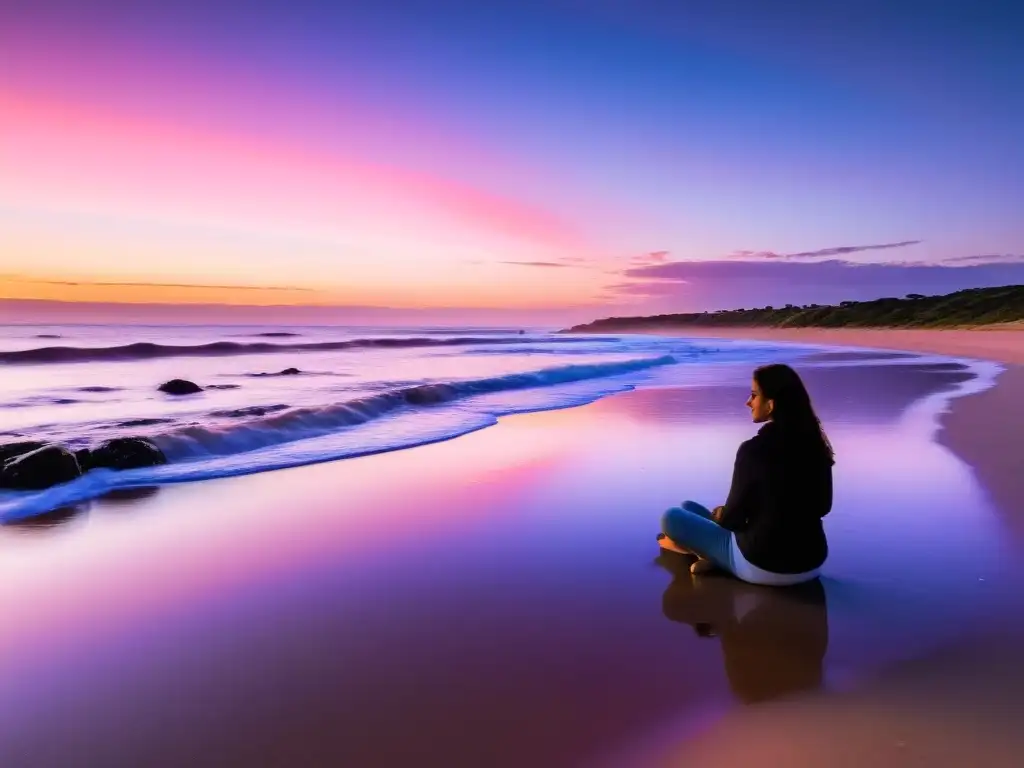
left=0, top=335, right=605, bottom=365
left=154, top=355, right=675, bottom=460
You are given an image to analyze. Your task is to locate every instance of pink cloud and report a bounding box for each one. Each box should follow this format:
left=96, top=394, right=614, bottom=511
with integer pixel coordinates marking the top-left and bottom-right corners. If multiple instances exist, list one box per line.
left=628, top=250, right=671, bottom=265
left=500, top=261, right=577, bottom=268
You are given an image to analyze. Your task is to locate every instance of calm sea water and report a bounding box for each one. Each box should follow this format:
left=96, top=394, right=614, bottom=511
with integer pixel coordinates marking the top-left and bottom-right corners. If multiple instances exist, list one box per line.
left=0, top=325, right=1014, bottom=765
left=0, top=323, right=994, bottom=521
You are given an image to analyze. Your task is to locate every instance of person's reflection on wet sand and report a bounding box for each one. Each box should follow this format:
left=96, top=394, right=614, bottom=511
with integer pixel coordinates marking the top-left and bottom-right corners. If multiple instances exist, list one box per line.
left=657, top=553, right=829, bottom=704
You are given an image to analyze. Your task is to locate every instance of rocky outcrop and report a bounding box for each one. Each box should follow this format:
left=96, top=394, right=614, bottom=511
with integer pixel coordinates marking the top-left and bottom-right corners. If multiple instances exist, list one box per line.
left=251, top=367, right=302, bottom=377
left=158, top=379, right=203, bottom=395
left=1, top=445, right=82, bottom=490
left=86, top=438, right=166, bottom=471
left=75, top=448, right=92, bottom=470
left=0, top=441, right=48, bottom=465
left=0, top=436, right=167, bottom=491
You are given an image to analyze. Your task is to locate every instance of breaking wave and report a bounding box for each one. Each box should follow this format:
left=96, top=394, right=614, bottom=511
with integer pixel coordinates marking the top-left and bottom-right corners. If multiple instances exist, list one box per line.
left=0, top=354, right=677, bottom=521
left=154, top=355, right=676, bottom=460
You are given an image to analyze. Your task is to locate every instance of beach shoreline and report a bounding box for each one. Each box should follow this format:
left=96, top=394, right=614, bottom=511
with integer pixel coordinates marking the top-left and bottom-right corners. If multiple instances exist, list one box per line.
left=573, top=324, right=1024, bottom=363
left=593, top=326, right=1024, bottom=766
left=2, top=329, right=1024, bottom=765
left=579, top=325, right=1024, bottom=538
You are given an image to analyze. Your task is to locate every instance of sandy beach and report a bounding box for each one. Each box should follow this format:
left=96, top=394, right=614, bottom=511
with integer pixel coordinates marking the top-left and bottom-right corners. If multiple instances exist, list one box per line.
left=1, top=330, right=1023, bottom=766
left=614, top=325, right=1024, bottom=542
left=7, top=0, right=1022, bottom=763
left=603, top=326, right=1024, bottom=767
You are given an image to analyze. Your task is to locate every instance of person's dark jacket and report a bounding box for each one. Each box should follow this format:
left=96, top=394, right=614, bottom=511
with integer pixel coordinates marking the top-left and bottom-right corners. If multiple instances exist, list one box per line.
left=716, top=421, right=833, bottom=574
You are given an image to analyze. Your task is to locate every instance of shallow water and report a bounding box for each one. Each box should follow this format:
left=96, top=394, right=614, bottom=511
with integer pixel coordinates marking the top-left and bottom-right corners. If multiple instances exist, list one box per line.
left=0, top=324, right=819, bottom=519
left=0, top=352, right=1017, bottom=766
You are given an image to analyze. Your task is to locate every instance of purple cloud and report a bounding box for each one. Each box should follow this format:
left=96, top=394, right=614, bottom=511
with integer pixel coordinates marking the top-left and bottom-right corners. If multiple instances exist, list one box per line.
left=728, top=240, right=922, bottom=260
left=615, top=258, right=1024, bottom=312
left=603, top=281, right=687, bottom=297
left=939, top=254, right=1024, bottom=265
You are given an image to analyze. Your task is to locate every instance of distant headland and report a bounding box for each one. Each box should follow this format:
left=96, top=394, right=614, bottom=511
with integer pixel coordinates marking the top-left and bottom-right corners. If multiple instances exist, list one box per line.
left=565, top=285, right=1024, bottom=333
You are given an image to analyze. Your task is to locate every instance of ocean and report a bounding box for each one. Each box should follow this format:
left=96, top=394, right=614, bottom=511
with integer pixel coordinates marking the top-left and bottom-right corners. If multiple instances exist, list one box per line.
left=0, top=323, right=957, bottom=521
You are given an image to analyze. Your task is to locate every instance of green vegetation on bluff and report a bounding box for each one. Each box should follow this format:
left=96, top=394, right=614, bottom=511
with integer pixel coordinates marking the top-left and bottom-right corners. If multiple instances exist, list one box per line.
left=567, top=285, right=1024, bottom=333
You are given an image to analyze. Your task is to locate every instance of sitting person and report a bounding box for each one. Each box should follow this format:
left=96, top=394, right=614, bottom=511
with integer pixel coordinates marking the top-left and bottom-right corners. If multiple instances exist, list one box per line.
left=658, top=363, right=835, bottom=585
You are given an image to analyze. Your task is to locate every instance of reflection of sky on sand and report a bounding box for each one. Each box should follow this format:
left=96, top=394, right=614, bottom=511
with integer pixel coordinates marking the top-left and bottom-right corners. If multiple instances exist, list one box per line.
left=619, top=362, right=976, bottom=427
left=0, top=359, right=1017, bottom=766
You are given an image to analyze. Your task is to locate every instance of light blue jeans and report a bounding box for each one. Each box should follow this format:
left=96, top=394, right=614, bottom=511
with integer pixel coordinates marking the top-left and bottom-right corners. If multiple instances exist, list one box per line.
left=661, top=501, right=736, bottom=574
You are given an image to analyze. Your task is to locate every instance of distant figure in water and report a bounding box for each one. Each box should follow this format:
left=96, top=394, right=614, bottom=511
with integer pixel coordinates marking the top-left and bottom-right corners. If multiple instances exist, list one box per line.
left=658, top=363, right=835, bottom=585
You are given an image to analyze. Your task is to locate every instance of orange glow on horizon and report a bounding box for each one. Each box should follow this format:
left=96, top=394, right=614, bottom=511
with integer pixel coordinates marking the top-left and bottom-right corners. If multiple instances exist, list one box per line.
left=0, top=89, right=621, bottom=314
left=0, top=272, right=613, bottom=311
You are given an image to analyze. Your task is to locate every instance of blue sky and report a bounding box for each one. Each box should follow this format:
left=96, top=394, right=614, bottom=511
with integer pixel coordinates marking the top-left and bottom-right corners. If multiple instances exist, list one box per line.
left=1, top=0, right=1021, bottom=323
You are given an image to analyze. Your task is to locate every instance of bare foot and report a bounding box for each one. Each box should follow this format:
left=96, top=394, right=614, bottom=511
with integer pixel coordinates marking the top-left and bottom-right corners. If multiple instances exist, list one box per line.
left=657, top=534, right=695, bottom=556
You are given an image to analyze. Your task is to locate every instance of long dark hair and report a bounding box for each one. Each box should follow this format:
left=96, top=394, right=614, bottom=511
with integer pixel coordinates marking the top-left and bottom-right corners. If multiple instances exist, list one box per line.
left=754, top=364, right=835, bottom=465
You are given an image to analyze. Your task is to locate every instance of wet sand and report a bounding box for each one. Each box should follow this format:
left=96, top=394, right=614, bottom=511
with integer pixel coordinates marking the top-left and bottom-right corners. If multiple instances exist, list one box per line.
left=595, top=326, right=1024, bottom=767
left=0, top=349, right=1021, bottom=766
left=612, top=325, right=1024, bottom=539
left=643, top=631, right=1024, bottom=767
left=937, top=364, right=1024, bottom=541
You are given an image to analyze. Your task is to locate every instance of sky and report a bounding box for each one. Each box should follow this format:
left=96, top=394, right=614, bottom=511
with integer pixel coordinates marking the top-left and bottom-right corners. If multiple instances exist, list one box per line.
left=2, top=0, right=1023, bottom=325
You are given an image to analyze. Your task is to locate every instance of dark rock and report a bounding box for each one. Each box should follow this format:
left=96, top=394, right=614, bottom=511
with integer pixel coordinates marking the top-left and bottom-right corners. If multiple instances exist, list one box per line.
left=250, top=368, right=302, bottom=377
left=75, top=448, right=92, bottom=472
left=206, top=384, right=240, bottom=390
left=88, top=438, right=166, bottom=471
left=158, top=379, right=203, bottom=395
left=0, top=440, right=48, bottom=465
left=1, top=445, right=81, bottom=490
left=115, top=418, right=174, bottom=428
